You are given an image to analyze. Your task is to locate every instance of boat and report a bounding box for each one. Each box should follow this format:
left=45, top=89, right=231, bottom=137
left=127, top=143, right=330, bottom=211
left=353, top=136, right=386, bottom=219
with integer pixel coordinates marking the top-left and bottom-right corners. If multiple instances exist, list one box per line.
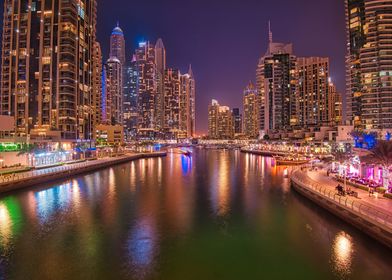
left=274, top=156, right=310, bottom=166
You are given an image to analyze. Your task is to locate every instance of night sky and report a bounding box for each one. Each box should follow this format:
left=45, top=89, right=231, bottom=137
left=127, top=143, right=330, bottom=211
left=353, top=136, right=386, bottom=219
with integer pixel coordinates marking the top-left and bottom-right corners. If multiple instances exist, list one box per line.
left=0, top=0, right=347, bottom=134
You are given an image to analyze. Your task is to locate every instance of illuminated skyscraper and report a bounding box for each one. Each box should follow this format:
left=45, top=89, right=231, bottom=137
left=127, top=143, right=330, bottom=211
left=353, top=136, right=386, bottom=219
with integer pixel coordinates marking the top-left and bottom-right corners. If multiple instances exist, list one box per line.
left=155, top=38, right=166, bottom=132
left=329, top=82, right=343, bottom=125
left=346, top=0, right=392, bottom=131
left=105, top=57, right=123, bottom=125
left=243, top=82, right=259, bottom=139
left=297, top=57, right=331, bottom=127
left=0, top=0, right=98, bottom=141
left=123, top=57, right=139, bottom=140
left=110, top=23, right=126, bottom=66
left=135, top=41, right=158, bottom=139
left=208, top=100, right=234, bottom=140
left=163, top=68, right=181, bottom=139
left=232, top=108, right=242, bottom=136
left=92, top=42, right=103, bottom=138
left=180, top=65, right=196, bottom=138
left=256, top=26, right=297, bottom=133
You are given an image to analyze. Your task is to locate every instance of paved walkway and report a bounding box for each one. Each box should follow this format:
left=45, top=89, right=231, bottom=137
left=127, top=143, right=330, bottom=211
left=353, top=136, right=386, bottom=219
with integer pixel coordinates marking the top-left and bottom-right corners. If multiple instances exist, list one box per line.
left=306, top=168, right=392, bottom=213
left=0, top=153, right=139, bottom=186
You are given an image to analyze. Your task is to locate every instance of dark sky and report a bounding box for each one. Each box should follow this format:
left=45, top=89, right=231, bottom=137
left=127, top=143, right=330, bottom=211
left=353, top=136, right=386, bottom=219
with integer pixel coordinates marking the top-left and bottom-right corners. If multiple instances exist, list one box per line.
left=0, top=0, right=347, bottom=134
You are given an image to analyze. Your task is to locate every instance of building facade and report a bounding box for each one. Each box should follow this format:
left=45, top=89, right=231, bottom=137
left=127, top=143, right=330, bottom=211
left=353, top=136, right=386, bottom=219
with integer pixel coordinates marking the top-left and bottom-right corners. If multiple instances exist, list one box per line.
left=123, top=58, right=138, bottom=140
left=208, top=100, right=234, bottom=140
left=1, top=0, right=98, bottom=141
left=232, top=108, right=242, bottom=136
left=180, top=66, right=196, bottom=138
left=135, top=41, right=158, bottom=139
left=105, top=57, right=123, bottom=126
left=257, top=39, right=297, bottom=133
left=110, top=23, right=126, bottom=66
left=346, top=0, right=392, bottom=131
left=92, top=42, right=103, bottom=139
left=297, top=57, right=331, bottom=127
left=243, top=82, right=259, bottom=139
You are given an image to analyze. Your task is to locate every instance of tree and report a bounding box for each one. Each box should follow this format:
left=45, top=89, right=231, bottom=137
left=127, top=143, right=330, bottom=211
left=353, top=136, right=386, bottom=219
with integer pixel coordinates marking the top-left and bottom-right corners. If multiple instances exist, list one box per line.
left=17, top=144, right=42, bottom=167
left=361, top=140, right=392, bottom=190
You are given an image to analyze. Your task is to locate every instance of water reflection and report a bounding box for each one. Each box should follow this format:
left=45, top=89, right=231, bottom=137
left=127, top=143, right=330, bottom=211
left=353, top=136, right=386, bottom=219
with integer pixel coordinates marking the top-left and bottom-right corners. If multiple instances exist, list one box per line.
left=34, top=182, right=73, bottom=223
left=0, top=149, right=391, bottom=280
left=181, top=155, right=192, bottom=174
left=210, top=152, right=231, bottom=217
left=332, top=231, right=354, bottom=277
left=127, top=217, right=157, bottom=278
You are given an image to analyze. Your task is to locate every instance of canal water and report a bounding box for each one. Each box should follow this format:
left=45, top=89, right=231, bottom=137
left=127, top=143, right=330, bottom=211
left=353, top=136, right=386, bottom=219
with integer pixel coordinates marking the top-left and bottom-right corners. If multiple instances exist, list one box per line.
left=0, top=149, right=391, bottom=280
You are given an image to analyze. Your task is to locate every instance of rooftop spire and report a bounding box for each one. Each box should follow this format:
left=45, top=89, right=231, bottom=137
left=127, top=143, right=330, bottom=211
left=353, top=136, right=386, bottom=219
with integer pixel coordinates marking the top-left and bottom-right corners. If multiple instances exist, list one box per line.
left=188, top=64, right=194, bottom=77
left=268, top=20, right=273, bottom=43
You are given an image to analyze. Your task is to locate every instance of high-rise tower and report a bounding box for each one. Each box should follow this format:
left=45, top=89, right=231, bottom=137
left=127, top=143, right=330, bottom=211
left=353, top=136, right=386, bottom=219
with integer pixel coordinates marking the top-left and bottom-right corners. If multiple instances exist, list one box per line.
left=0, top=0, right=98, bottom=141
left=135, top=41, right=158, bottom=139
left=346, top=0, right=392, bottom=131
left=256, top=27, right=297, bottom=133
left=105, top=57, right=123, bottom=125
left=297, top=57, right=331, bottom=127
left=243, top=82, right=259, bottom=139
left=110, top=22, right=126, bottom=66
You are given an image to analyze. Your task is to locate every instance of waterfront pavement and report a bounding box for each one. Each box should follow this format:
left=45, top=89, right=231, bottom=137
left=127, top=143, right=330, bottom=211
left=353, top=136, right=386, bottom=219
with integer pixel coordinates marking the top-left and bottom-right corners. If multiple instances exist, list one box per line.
left=0, top=152, right=166, bottom=193
left=303, top=168, right=392, bottom=214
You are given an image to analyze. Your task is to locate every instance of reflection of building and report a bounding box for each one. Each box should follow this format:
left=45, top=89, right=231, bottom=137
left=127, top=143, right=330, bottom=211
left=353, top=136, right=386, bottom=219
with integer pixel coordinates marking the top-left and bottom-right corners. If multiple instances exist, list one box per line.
left=105, top=58, right=123, bottom=126
left=346, top=0, right=392, bottom=131
left=297, top=57, right=331, bottom=127
left=208, top=100, right=234, bottom=139
left=1, top=0, right=98, bottom=141
left=243, top=82, right=259, bottom=139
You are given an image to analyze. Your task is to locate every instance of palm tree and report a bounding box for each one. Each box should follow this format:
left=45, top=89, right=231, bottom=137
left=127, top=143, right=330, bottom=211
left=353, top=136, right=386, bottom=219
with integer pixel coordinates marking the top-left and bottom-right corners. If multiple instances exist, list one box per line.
left=361, top=140, right=392, bottom=190
left=17, top=143, right=39, bottom=167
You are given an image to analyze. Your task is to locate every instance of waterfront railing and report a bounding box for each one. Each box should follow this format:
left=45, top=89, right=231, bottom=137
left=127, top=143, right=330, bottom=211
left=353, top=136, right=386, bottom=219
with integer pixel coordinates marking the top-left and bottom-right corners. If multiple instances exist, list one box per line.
left=291, top=170, right=392, bottom=230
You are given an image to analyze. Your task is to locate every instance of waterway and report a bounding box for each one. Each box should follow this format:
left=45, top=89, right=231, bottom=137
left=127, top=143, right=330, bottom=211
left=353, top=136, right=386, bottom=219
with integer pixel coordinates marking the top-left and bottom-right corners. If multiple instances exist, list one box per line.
left=0, top=149, right=391, bottom=279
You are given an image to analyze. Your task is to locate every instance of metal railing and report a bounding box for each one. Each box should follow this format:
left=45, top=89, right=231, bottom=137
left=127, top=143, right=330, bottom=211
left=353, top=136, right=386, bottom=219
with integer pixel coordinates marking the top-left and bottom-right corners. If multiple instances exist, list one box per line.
left=0, top=152, right=166, bottom=187
left=291, top=170, right=392, bottom=230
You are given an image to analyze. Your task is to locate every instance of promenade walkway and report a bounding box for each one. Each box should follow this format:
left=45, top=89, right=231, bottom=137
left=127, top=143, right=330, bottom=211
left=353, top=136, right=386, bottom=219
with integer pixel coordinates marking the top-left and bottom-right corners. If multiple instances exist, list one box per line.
left=0, top=152, right=166, bottom=193
left=291, top=169, right=392, bottom=232
left=306, top=169, right=392, bottom=212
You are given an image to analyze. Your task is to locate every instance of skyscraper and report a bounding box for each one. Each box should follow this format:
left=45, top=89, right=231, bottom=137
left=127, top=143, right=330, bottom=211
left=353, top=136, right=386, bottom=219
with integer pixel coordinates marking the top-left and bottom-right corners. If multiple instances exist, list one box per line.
left=135, top=41, right=158, bottom=139
left=92, top=42, right=103, bottom=138
left=110, top=23, right=126, bottom=66
left=346, top=0, right=392, bottom=131
left=243, top=82, right=259, bottom=139
left=256, top=31, right=297, bottom=133
left=329, top=82, right=343, bottom=125
left=123, top=57, right=139, bottom=140
left=180, top=66, right=196, bottom=138
left=297, top=57, right=331, bottom=127
left=163, top=68, right=181, bottom=139
left=155, top=39, right=166, bottom=133
left=1, top=0, right=98, bottom=141
left=208, top=100, right=234, bottom=140
left=232, top=108, right=242, bottom=136
left=105, top=57, right=123, bottom=125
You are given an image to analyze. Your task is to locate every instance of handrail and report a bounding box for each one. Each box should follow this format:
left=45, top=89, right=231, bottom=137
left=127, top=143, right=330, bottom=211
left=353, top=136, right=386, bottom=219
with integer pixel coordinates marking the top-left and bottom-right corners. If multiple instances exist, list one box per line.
left=291, top=170, right=392, bottom=229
